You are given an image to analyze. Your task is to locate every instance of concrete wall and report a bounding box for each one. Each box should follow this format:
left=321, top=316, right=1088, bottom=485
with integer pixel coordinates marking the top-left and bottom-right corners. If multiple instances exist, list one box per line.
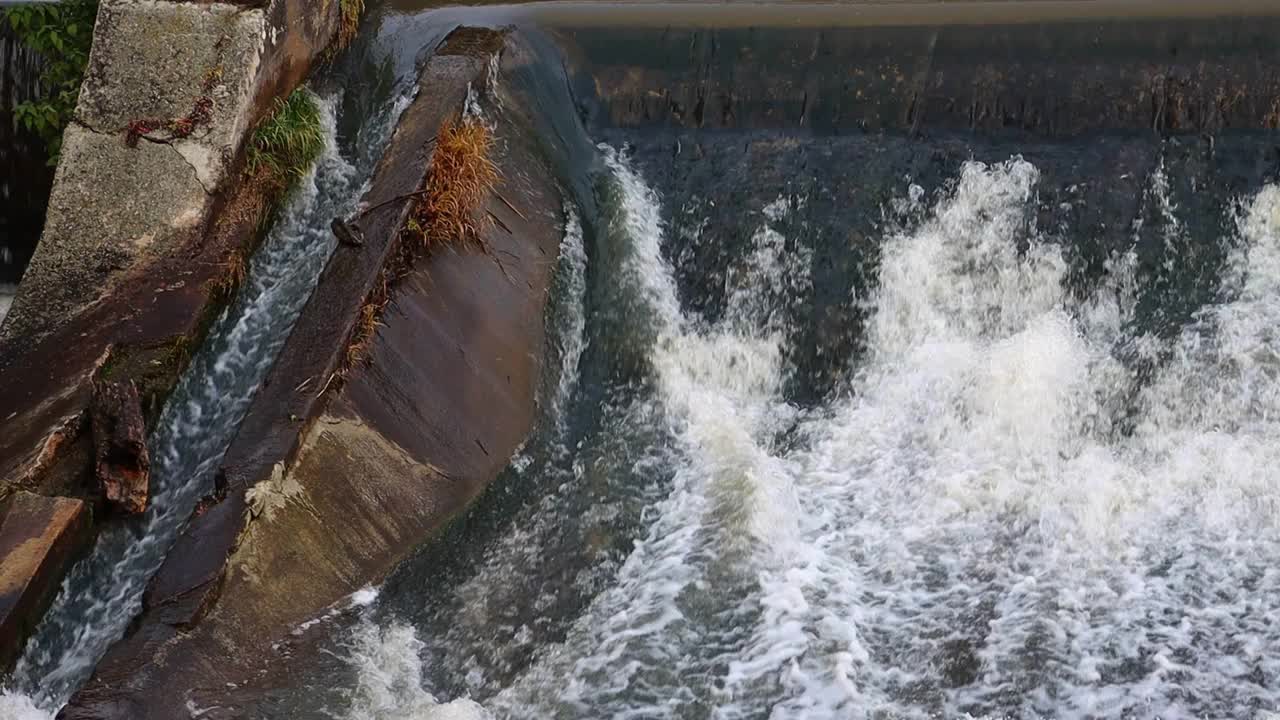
left=560, top=12, right=1280, bottom=135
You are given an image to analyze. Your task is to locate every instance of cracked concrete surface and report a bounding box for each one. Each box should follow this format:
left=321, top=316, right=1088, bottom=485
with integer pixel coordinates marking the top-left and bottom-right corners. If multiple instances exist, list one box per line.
left=0, top=0, right=269, bottom=346
left=1, top=124, right=210, bottom=345
left=138, top=136, right=218, bottom=194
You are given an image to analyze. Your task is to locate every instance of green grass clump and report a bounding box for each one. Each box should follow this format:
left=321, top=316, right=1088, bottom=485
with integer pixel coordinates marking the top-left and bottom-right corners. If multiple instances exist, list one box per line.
left=246, top=89, right=325, bottom=192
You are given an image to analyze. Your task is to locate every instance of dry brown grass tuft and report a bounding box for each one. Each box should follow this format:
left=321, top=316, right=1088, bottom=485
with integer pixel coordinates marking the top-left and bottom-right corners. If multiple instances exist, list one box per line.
left=343, top=272, right=391, bottom=370
left=404, top=118, right=498, bottom=250
left=338, top=117, right=498, bottom=378
left=213, top=248, right=249, bottom=299
left=335, top=0, right=365, bottom=51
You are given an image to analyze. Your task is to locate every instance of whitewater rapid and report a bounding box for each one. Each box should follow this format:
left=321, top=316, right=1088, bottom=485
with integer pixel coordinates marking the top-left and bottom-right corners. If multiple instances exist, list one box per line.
left=333, top=145, right=1280, bottom=720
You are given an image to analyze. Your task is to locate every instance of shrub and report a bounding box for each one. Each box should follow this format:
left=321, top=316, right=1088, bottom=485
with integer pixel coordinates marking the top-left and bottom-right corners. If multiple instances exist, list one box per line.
left=4, top=0, right=100, bottom=164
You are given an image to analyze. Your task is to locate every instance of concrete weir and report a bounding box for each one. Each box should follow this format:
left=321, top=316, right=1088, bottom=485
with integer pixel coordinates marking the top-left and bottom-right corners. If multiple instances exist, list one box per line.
left=3, top=0, right=1280, bottom=715
left=552, top=2, right=1280, bottom=134
left=0, top=0, right=340, bottom=679
left=61, top=27, right=568, bottom=719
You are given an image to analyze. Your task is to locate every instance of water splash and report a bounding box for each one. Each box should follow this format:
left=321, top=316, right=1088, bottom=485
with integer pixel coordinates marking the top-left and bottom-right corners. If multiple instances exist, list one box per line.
left=341, top=622, right=492, bottom=720
left=489, top=154, right=1280, bottom=719
left=311, top=144, right=1280, bottom=720
left=547, top=203, right=588, bottom=428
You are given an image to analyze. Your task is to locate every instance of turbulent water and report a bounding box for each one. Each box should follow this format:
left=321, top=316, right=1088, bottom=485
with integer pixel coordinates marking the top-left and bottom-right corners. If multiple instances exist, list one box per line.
left=0, top=84, right=413, bottom=716
left=312, top=139, right=1280, bottom=720
left=6, top=10, right=1280, bottom=717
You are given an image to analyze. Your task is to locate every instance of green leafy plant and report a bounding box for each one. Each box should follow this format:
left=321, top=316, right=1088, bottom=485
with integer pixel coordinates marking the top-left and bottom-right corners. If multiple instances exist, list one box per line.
left=246, top=89, right=325, bottom=192
left=4, top=0, right=99, bottom=164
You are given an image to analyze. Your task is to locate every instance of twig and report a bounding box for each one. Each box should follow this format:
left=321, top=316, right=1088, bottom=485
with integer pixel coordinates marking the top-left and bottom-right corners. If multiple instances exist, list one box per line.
left=293, top=376, right=314, bottom=393
left=495, top=191, right=526, bottom=220
left=354, top=189, right=432, bottom=220
left=348, top=138, right=442, bottom=220
left=487, top=208, right=512, bottom=235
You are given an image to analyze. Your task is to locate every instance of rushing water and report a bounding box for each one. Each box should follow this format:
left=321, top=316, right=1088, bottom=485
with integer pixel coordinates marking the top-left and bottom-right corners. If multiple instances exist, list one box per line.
left=7, top=8, right=1280, bottom=717
left=0, top=83, right=413, bottom=715
left=300, top=138, right=1280, bottom=720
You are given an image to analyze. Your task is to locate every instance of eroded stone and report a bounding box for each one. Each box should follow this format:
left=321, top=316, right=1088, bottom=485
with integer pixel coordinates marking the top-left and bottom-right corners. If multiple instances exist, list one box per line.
left=0, top=492, right=90, bottom=671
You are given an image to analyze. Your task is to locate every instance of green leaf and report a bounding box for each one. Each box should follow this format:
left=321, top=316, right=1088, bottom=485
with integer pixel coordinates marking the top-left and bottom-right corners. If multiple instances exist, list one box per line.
left=7, top=0, right=99, bottom=160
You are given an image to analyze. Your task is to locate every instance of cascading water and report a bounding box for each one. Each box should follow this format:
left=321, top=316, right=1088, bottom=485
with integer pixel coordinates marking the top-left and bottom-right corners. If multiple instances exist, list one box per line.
left=0, top=84, right=413, bottom=716
left=0, top=22, right=53, bottom=291
left=7, top=8, right=1278, bottom=717
left=310, top=140, right=1280, bottom=720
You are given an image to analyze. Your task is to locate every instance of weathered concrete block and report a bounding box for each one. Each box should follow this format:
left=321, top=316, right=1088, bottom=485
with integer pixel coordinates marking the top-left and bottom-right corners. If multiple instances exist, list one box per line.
left=64, top=28, right=567, bottom=717
left=0, top=0, right=338, bottom=348
left=0, top=492, right=90, bottom=672
left=77, top=0, right=265, bottom=173
left=0, top=0, right=341, bottom=690
left=8, top=125, right=209, bottom=344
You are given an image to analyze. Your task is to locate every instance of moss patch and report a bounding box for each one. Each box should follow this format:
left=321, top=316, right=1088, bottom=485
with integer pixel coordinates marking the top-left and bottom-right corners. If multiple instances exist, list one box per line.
left=98, top=337, right=192, bottom=426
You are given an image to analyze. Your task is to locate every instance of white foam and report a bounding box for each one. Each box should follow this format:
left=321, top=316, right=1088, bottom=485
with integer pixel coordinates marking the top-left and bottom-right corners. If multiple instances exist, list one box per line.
left=342, top=622, right=491, bottom=720
left=0, top=691, right=51, bottom=720
left=486, top=154, right=1280, bottom=719
left=550, top=203, right=588, bottom=426
left=338, top=151, right=1280, bottom=720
